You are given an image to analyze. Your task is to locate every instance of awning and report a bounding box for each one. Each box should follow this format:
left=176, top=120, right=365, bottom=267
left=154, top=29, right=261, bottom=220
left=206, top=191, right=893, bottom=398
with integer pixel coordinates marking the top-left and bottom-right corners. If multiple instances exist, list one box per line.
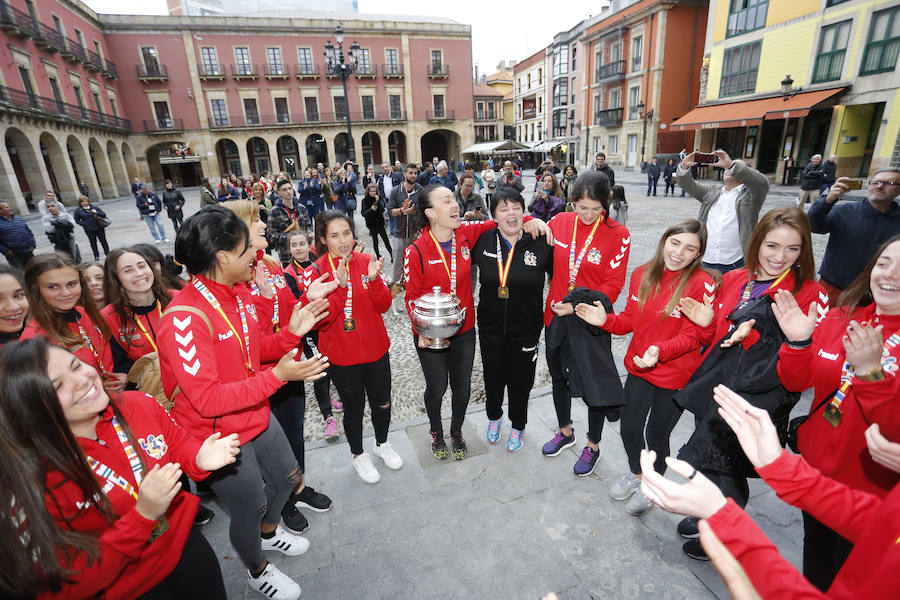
left=529, top=140, right=566, bottom=153
left=461, top=139, right=529, bottom=154
left=670, top=87, right=846, bottom=132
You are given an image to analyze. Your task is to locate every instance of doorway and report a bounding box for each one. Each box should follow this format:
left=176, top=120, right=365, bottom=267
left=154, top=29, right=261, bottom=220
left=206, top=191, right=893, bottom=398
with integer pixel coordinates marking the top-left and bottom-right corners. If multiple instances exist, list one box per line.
left=757, top=119, right=784, bottom=174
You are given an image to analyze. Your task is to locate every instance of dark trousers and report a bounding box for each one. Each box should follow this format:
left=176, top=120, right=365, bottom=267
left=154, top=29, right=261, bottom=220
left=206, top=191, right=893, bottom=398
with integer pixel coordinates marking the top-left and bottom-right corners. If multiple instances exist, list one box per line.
left=7, top=250, right=33, bottom=270
left=802, top=511, right=854, bottom=592
left=621, top=374, right=682, bottom=474
left=479, top=330, right=539, bottom=430
left=303, top=332, right=332, bottom=419
left=664, top=179, right=676, bottom=195
left=368, top=224, right=392, bottom=260
left=170, top=213, right=184, bottom=232
left=704, top=470, right=750, bottom=508
left=269, top=379, right=307, bottom=472
left=702, top=257, right=745, bottom=275
left=647, top=176, right=658, bottom=195
left=140, top=528, right=227, bottom=599
left=85, top=228, right=109, bottom=260
left=415, top=327, right=476, bottom=437
left=329, top=353, right=392, bottom=455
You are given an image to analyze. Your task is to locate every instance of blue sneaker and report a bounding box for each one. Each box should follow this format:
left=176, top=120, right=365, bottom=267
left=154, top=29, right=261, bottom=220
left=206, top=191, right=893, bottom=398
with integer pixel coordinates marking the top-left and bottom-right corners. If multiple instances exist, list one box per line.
left=573, top=445, right=600, bottom=477
left=507, top=428, right=524, bottom=452
left=541, top=429, right=576, bottom=456
left=486, top=419, right=502, bottom=444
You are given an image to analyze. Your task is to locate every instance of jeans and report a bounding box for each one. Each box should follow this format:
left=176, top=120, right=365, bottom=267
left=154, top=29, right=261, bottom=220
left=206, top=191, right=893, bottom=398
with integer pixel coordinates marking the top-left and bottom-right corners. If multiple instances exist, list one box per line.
left=85, top=228, right=109, bottom=260
left=479, top=330, right=539, bottom=430
left=269, top=380, right=307, bottom=472
left=329, top=353, right=392, bottom=455
left=620, top=374, right=682, bottom=474
left=415, top=327, right=476, bottom=437
left=205, top=414, right=300, bottom=570
left=647, top=177, right=658, bottom=196
left=702, top=257, right=745, bottom=275
left=140, top=528, right=227, bottom=599
left=368, top=224, right=392, bottom=260
left=143, top=213, right=166, bottom=241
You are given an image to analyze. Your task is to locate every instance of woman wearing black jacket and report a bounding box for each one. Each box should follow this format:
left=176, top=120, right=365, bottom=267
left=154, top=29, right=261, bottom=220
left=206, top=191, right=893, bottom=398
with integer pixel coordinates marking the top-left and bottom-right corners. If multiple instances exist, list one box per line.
left=73, top=195, right=109, bottom=261
left=360, top=183, right=392, bottom=261
left=162, top=179, right=186, bottom=232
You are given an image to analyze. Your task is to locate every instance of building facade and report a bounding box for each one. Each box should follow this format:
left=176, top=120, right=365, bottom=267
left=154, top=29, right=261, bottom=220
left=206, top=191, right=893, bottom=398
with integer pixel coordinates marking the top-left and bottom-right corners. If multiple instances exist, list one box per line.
left=545, top=19, right=591, bottom=166
left=673, top=0, right=900, bottom=180
left=167, top=0, right=359, bottom=17
left=484, top=69, right=514, bottom=140
left=513, top=49, right=547, bottom=147
left=0, top=0, right=474, bottom=213
left=472, top=83, right=503, bottom=142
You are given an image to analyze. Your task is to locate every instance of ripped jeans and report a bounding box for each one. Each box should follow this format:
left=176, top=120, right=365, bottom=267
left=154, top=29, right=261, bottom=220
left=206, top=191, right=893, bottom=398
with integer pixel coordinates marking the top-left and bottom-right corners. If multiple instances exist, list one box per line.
left=206, top=413, right=300, bottom=570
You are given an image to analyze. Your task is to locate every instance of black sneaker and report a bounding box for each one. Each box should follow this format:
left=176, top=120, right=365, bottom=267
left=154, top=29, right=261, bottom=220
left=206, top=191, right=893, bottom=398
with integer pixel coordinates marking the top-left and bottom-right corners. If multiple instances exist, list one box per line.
left=193, top=504, right=215, bottom=527
left=280, top=502, right=309, bottom=534
left=292, top=486, right=332, bottom=512
left=450, top=435, right=468, bottom=460
left=682, top=538, right=709, bottom=561
left=677, top=516, right=700, bottom=539
left=431, top=431, right=449, bottom=459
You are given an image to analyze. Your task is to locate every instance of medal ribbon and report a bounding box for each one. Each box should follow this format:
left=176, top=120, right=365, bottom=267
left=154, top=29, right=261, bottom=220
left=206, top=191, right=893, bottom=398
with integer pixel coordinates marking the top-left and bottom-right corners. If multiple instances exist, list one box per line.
left=85, top=415, right=144, bottom=500
left=739, top=268, right=792, bottom=307
left=132, top=302, right=162, bottom=353
left=568, top=216, right=603, bottom=290
left=428, top=230, right=457, bottom=294
left=496, top=232, right=519, bottom=291
left=251, top=260, right=280, bottom=332
left=75, top=320, right=107, bottom=375
left=328, top=253, right=353, bottom=324
left=192, top=278, right=253, bottom=373
left=828, top=329, right=900, bottom=415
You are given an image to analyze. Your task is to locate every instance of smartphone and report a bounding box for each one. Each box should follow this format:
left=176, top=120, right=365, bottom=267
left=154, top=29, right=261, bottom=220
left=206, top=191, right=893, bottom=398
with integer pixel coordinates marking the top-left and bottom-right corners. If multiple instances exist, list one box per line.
left=845, top=179, right=863, bottom=190
left=695, top=152, right=717, bottom=164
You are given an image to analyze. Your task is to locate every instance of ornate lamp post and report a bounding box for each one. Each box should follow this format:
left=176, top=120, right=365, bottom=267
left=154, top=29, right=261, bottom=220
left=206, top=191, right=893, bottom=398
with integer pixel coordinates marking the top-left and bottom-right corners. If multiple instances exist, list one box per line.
left=324, top=25, right=359, bottom=164
left=637, top=101, right=654, bottom=170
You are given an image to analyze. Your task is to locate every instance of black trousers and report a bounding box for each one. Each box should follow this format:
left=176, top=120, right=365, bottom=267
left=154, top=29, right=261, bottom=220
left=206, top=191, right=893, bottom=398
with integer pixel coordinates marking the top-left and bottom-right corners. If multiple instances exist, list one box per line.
left=479, top=329, right=539, bottom=430
left=170, top=213, right=184, bottom=232
left=85, top=229, right=109, bottom=260
left=140, top=527, right=226, bottom=599
left=621, top=374, right=682, bottom=474
left=802, top=511, right=854, bottom=592
left=303, top=332, right=332, bottom=420
left=329, top=353, right=392, bottom=455
left=704, top=470, right=750, bottom=508
left=368, top=224, right=392, bottom=260
left=269, top=379, right=307, bottom=472
left=7, top=251, right=33, bottom=270
left=415, top=327, right=476, bottom=437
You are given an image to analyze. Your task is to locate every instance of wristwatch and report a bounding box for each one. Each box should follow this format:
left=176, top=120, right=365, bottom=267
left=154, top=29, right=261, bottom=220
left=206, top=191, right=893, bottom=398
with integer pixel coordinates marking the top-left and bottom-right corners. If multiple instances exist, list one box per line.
left=855, top=368, right=886, bottom=383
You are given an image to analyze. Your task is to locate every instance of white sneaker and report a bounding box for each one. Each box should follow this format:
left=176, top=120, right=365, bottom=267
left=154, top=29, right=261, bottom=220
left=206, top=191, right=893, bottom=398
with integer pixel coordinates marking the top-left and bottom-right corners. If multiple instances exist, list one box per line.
left=260, top=526, right=310, bottom=556
left=353, top=451, right=381, bottom=483
left=372, top=441, right=403, bottom=470
left=163, top=238, right=170, bottom=242
left=609, top=472, right=641, bottom=501
left=248, top=563, right=301, bottom=600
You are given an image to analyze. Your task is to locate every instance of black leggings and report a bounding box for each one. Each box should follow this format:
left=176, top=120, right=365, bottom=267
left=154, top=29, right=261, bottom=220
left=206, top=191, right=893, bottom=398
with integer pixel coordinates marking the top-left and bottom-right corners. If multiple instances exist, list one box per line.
left=621, top=374, right=682, bottom=474
left=170, top=213, right=184, bottom=232
left=269, top=379, right=307, bottom=472
left=329, top=353, right=392, bottom=455
left=368, top=224, right=392, bottom=260
left=802, top=511, right=854, bottom=592
left=415, top=327, right=476, bottom=437
left=303, top=332, right=332, bottom=420
left=703, top=470, right=750, bottom=509
left=479, top=330, right=539, bottom=430
left=85, top=228, right=109, bottom=259
left=139, top=527, right=226, bottom=599
left=665, top=179, right=676, bottom=195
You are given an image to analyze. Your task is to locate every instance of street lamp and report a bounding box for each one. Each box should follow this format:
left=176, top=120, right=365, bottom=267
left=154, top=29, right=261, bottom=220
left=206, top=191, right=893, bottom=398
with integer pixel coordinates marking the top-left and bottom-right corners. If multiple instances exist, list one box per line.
left=780, top=74, right=799, bottom=100
left=638, top=102, right=654, bottom=169
left=324, top=25, right=359, bottom=164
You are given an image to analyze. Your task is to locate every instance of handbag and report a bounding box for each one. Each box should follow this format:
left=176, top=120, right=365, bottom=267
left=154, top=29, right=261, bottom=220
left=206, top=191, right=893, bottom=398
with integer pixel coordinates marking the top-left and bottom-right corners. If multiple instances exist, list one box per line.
left=95, top=214, right=111, bottom=228
left=786, top=389, right=837, bottom=453
left=347, top=196, right=357, bottom=210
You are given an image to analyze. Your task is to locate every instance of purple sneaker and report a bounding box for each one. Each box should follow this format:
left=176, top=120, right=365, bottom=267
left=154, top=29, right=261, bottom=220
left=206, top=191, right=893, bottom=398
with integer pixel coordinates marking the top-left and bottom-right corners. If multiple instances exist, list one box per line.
left=573, top=446, right=600, bottom=477
left=541, top=429, right=576, bottom=456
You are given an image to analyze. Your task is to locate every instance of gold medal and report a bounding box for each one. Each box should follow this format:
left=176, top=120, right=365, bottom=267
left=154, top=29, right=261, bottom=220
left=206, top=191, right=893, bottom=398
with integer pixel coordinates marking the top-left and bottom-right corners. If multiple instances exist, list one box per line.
left=567, top=283, right=575, bottom=292
left=823, top=404, right=842, bottom=427
left=149, top=516, right=169, bottom=542
left=497, top=286, right=509, bottom=299
left=344, top=317, right=356, bottom=332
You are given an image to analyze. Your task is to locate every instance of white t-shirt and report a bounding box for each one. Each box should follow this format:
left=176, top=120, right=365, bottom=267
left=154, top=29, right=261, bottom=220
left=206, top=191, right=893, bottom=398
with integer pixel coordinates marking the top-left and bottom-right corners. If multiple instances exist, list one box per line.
left=704, top=184, right=744, bottom=265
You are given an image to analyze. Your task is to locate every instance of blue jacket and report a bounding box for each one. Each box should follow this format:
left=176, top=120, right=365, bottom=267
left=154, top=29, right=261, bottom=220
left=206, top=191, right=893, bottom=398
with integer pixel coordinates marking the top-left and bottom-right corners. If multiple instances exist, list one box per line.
left=135, top=192, right=163, bottom=216
left=0, top=214, right=36, bottom=254
left=647, top=162, right=660, bottom=179
left=74, top=205, right=108, bottom=232
left=429, top=174, right=455, bottom=191
left=332, top=180, right=356, bottom=212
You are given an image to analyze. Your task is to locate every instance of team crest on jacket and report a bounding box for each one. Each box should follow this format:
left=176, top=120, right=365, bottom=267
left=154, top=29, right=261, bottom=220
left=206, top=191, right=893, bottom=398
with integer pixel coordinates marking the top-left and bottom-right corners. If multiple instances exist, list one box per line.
left=272, top=274, right=286, bottom=289
left=461, top=246, right=471, bottom=261
left=139, top=434, right=168, bottom=459
left=587, top=248, right=602, bottom=265
left=361, top=275, right=370, bottom=289
left=246, top=303, right=258, bottom=320
left=523, top=251, right=537, bottom=267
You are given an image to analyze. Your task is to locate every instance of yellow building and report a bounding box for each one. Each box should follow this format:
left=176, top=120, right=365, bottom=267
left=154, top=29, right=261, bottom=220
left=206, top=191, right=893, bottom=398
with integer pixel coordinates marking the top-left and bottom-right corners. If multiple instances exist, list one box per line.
left=671, top=0, right=900, bottom=181
left=486, top=70, right=515, bottom=139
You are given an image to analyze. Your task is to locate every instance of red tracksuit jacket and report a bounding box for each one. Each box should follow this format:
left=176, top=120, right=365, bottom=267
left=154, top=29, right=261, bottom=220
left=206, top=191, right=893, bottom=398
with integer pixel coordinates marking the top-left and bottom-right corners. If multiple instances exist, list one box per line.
left=708, top=450, right=900, bottom=599
left=404, top=220, right=498, bottom=336
left=778, top=304, right=900, bottom=497
left=302, top=251, right=391, bottom=366
left=603, top=265, right=716, bottom=390
left=21, top=306, right=114, bottom=375
left=544, top=211, right=630, bottom=326
left=101, top=302, right=164, bottom=362
left=251, top=255, right=304, bottom=370
left=156, top=275, right=302, bottom=442
left=40, top=391, right=207, bottom=600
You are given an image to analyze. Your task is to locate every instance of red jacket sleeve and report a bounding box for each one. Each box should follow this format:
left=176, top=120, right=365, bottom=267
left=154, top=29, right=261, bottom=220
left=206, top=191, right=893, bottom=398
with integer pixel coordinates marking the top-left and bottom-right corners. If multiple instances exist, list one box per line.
left=369, top=273, right=392, bottom=314
left=655, top=314, right=704, bottom=363
left=257, top=327, right=303, bottom=364
left=600, top=226, right=630, bottom=303
left=137, top=395, right=209, bottom=481
left=602, top=271, right=637, bottom=335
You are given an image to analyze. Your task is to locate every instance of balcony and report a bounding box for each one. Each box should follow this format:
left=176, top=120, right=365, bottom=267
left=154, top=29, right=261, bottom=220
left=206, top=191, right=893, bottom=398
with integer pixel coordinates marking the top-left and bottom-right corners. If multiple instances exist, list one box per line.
left=0, top=85, right=131, bottom=131
left=60, top=38, right=85, bottom=63
left=595, top=59, right=625, bottom=82
left=35, top=24, right=65, bottom=53
left=294, top=63, right=319, bottom=79
left=143, top=118, right=184, bottom=132
left=85, top=49, right=104, bottom=72
left=382, top=64, right=404, bottom=78
left=136, top=63, right=168, bottom=81
left=264, top=63, right=290, bottom=79
left=0, top=2, right=37, bottom=38
left=426, top=109, right=454, bottom=121
left=475, top=112, right=497, bottom=122
left=594, top=107, right=623, bottom=127
left=355, top=65, right=377, bottom=79
left=522, top=108, right=536, bottom=120
left=231, top=63, right=258, bottom=80
left=206, top=110, right=407, bottom=129
left=427, top=63, right=449, bottom=79
left=198, top=63, right=226, bottom=80
left=102, top=59, right=118, bottom=80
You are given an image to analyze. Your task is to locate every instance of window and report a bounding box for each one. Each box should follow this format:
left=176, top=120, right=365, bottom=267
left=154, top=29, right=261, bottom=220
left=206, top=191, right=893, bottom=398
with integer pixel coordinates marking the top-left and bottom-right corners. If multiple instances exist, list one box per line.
left=304, top=96, right=319, bottom=121
left=538, top=68, right=543, bottom=85
left=572, top=45, right=577, bottom=70
left=720, top=41, right=761, bottom=96
left=609, top=89, right=621, bottom=108
left=552, top=78, right=569, bottom=108
left=274, top=97, right=289, bottom=123
left=609, top=135, right=618, bottom=154
left=52, top=15, right=63, bottom=35
left=210, top=98, right=227, bottom=126
left=361, top=95, right=375, bottom=119
left=552, top=44, right=569, bottom=77
left=431, top=50, right=443, bottom=74
left=72, top=85, right=85, bottom=110
left=333, top=95, right=347, bottom=117
left=267, top=48, right=284, bottom=74
left=487, top=102, right=495, bottom=119
left=527, top=73, right=531, bottom=89
left=357, top=49, right=372, bottom=74
left=17, top=66, right=35, bottom=106
left=93, top=40, right=102, bottom=58
left=243, top=98, right=259, bottom=125
left=48, top=76, right=63, bottom=106
left=432, top=94, right=445, bottom=118
left=813, top=21, right=851, bottom=83
left=153, top=101, right=172, bottom=128
left=538, top=96, right=542, bottom=113
left=74, top=28, right=85, bottom=49
left=552, top=110, right=567, bottom=137
left=861, top=7, right=900, bottom=75
left=727, top=0, right=768, bottom=37
left=92, top=91, right=102, bottom=112
left=611, top=43, right=622, bottom=62
left=201, top=47, right=218, bottom=73
left=628, top=86, right=641, bottom=119
left=594, top=137, right=602, bottom=152
left=389, top=94, right=402, bottom=119
left=109, top=96, right=118, bottom=117
left=235, top=47, right=252, bottom=75
left=385, top=48, right=399, bottom=74
left=298, top=48, right=314, bottom=74
left=631, top=36, right=643, bottom=72
left=476, top=101, right=485, bottom=119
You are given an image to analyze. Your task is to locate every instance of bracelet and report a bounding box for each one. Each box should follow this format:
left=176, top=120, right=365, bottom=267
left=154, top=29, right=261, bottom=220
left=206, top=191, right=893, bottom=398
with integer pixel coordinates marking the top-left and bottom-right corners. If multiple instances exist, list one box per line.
left=855, top=369, right=886, bottom=383
left=785, top=338, right=813, bottom=349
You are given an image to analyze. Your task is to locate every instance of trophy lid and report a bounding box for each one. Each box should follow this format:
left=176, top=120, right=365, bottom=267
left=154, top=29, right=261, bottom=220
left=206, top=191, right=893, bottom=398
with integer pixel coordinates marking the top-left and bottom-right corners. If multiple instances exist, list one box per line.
left=414, top=286, right=461, bottom=313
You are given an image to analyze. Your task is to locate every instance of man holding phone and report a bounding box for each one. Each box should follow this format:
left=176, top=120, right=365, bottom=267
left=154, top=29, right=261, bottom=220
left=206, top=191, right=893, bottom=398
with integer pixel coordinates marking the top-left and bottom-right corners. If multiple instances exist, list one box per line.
left=809, top=169, right=900, bottom=304
left=676, top=149, right=769, bottom=274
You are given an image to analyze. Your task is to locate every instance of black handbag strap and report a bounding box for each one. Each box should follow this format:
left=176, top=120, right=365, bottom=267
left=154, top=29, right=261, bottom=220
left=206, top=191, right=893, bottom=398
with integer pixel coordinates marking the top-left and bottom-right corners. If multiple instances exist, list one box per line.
left=808, top=388, right=838, bottom=418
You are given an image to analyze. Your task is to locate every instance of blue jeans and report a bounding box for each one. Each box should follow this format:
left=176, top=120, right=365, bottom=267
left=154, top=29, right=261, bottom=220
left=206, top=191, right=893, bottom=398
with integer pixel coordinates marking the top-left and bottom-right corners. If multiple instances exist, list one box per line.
left=143, top=214, right=166, bottom=241
left=702, top=257, right=745, bottom=275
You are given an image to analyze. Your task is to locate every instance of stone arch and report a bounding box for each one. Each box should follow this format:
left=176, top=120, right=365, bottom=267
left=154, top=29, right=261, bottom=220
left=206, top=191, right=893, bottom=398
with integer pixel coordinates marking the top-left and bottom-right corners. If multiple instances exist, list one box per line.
left=389, top=130, right=407, bottom=164
left=87, top=137, right=117, bottom=199
left=246, top=137, right=272, bottom=175
left=420, top=129, right=461, bottom=165
left=66, top=135, right=99, bottom=203
left=6, top=127, right=48, bottom=211
left=107, top=140, right=130, bottom=196
left=215, top=138, right=241, bottom=176
left=121, top=141, right=138, bottom=180
left=275, top=135, right=300, bottom=178
left=304, top=134, right=328, bottom=167
left=145, top=140, right=204, bottom=188
left=333, top=132, right=350, bottom=165
left=40, top=131, right=78, bottom=204
left=360, top=131, right=382, bottom=169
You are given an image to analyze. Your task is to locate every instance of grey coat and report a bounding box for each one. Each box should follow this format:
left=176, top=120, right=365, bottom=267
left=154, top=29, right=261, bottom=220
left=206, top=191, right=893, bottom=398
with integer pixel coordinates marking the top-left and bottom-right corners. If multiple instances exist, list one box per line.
left=676, top=160, right=769, bottom=255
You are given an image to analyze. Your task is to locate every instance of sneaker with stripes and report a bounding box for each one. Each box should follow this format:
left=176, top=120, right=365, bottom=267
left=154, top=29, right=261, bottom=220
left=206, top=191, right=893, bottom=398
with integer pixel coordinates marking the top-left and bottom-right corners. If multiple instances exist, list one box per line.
left=260, top=526, right=310, bottom=557
left=248, top=563, right=301, bottom=600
